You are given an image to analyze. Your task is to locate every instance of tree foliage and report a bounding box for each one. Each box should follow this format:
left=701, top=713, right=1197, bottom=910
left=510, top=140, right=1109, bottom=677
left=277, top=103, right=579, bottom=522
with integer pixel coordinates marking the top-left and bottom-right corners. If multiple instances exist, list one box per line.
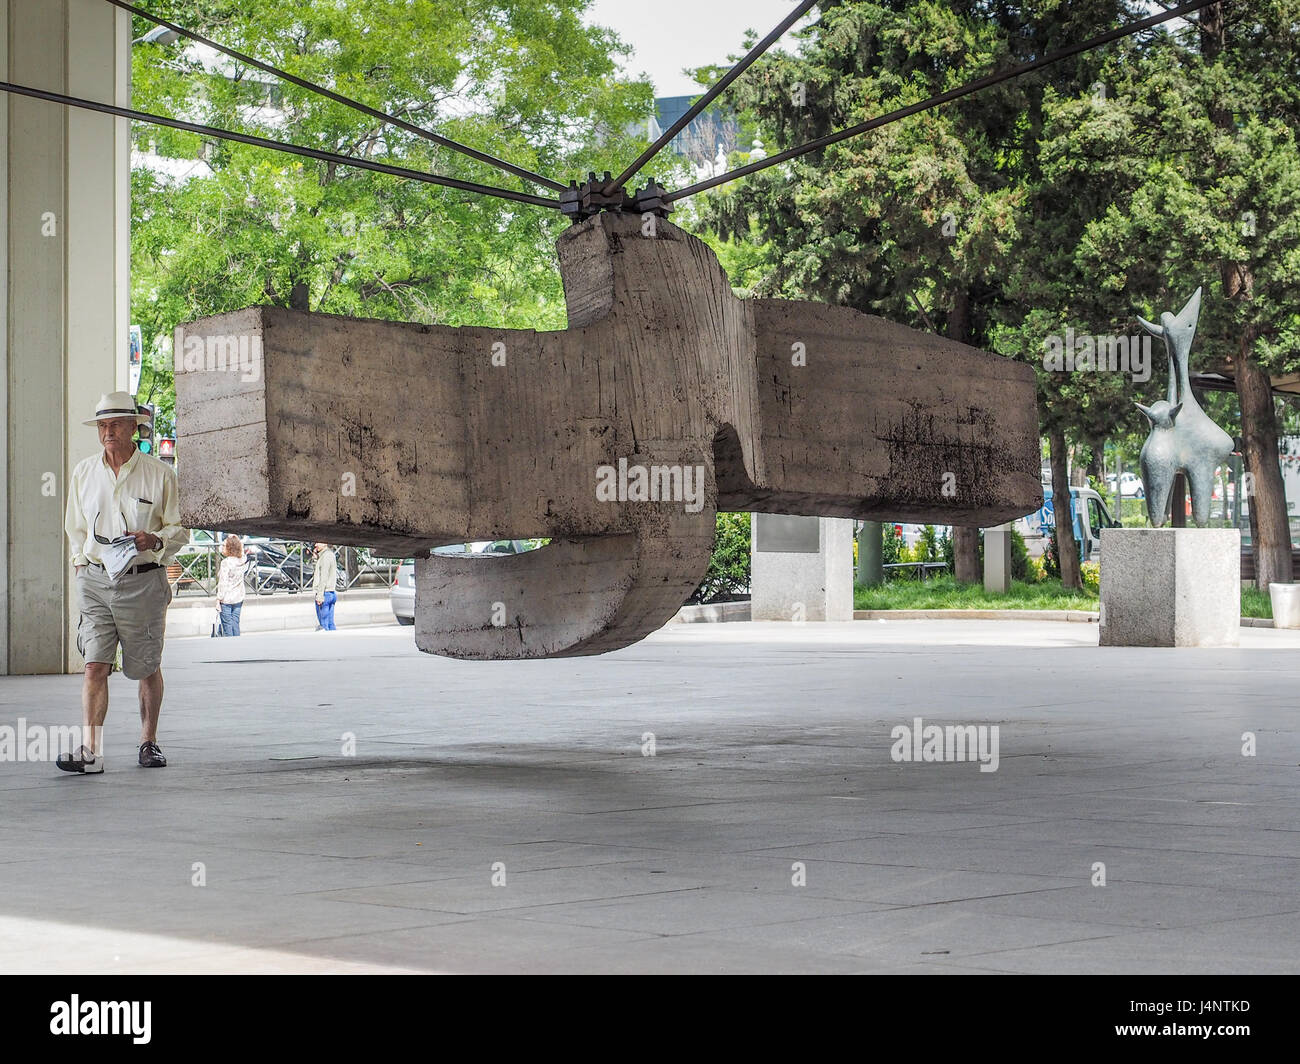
left=690, top=512, right=752, bottom=604
left=696, top=0, right=1300, bottom=585
left=130, top=0, right=656, bottom=428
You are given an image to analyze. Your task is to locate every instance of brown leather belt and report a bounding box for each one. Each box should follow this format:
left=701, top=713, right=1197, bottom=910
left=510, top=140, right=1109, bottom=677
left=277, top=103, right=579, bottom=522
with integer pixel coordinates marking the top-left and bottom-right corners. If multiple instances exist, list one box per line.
left=89, top=561, right=163, bottom=576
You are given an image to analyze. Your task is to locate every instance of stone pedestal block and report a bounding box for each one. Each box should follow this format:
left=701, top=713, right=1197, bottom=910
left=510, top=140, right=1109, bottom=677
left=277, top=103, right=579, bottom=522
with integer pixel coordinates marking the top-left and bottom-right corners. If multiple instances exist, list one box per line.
left=984, top=523, right=1012, bottom=594
left=1099, top=528, right=1240, bottom=647
left=751, top=514, right=854, bottom=621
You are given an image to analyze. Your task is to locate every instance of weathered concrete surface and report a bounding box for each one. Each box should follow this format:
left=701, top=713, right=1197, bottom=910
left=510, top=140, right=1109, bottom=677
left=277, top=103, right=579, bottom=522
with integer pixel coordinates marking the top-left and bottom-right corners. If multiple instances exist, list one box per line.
left=740, top=300, right=1041, bottom=523
left=175, top=214, right=1040, bottom=658
left=1099, top=528, right=1241, bottom=647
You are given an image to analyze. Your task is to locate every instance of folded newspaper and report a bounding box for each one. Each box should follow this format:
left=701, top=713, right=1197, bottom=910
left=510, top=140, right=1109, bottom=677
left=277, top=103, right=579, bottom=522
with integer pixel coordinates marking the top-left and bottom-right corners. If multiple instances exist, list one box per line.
left=102, top=534, right=139, bottom=581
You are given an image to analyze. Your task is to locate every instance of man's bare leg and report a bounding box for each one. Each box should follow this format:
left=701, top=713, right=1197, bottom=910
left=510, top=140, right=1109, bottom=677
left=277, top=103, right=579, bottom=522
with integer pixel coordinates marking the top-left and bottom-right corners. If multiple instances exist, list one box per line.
left=139, top=668, right=163, bottom=745
left=82, top=662, right=110, bottom=756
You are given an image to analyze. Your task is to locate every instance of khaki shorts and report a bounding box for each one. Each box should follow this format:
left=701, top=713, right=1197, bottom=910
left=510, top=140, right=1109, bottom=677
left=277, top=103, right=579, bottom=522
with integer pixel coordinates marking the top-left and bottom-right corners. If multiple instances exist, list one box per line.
left=75, top=564, right=172, bottom=680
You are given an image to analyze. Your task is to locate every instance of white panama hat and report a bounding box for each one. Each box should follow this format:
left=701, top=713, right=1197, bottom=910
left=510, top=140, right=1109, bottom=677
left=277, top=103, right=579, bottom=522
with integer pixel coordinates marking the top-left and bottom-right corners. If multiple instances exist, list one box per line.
left=84, top=391, right=150, bottom=427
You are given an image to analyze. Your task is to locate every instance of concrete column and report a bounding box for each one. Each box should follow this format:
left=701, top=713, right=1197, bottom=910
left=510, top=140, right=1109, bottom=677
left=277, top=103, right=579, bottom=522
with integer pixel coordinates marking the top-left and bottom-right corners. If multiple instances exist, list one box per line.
left=984, top=521, right=1012, bottom=593
left=856, top=520, right=882, bottom=587
left=2, top=0, right=130, bottom=675
left=751, top=513, right=854, bottom=621
left=0, top=1, right=7, bottom=676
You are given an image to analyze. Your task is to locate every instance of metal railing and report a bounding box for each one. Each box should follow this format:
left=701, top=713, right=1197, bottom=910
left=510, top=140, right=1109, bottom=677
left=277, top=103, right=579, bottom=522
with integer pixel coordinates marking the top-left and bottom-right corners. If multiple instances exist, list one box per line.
left=882, top=561, right=950, bottom=581
left=168, top=534, right=403, bottom=597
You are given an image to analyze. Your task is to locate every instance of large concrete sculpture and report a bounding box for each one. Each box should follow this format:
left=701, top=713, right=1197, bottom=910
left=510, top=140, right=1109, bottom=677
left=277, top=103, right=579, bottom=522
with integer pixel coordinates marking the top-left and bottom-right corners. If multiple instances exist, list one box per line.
left=175, top=212, right=1041, bottom=658
left=1135, top=287, right=1234, bottom=527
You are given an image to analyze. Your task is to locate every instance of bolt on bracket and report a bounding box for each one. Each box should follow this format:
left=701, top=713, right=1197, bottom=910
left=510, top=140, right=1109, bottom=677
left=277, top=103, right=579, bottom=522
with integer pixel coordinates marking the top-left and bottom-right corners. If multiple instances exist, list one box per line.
left=561, top=172, right=673, bottom=222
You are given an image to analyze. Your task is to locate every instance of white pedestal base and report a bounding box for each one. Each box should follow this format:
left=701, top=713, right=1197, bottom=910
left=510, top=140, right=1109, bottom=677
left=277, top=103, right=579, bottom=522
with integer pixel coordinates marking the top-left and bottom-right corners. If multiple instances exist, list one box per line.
left=984, top=523, right=1012, bottom=594
left=751, top=515, right=854, bottom=622
left=1099, top=528, right=1240, bottom=647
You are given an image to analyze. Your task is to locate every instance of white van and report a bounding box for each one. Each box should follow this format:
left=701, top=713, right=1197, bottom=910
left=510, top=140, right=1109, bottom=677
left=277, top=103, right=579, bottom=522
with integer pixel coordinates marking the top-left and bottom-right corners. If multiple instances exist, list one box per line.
left=1016, top=486, right=1120, bottom=563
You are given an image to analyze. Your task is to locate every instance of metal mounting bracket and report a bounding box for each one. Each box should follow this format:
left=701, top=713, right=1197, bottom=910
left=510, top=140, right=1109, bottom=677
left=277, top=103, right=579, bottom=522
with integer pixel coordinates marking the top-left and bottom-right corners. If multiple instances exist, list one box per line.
left=560, top=172, right=673, bottom=222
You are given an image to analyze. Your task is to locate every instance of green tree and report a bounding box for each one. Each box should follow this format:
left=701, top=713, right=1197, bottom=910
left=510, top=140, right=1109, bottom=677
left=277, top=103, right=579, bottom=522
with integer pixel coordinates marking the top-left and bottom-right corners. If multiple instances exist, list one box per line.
left=1044, top=0, right=1300, bottom=586
left=699, top=0, right=1145, bottom=590
left=699, top=1, right=1298, bottom=588
left=881, top=521, right=903, bottom=565
left=130, top=0, right=656, bottom=426
left=689, top=512, right=752, bottom=604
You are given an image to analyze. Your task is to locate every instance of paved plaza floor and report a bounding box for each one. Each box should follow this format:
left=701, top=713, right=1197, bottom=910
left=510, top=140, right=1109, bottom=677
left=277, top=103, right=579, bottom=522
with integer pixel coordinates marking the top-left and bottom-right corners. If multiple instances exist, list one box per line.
left=1, top=618, right=1297, bottom=973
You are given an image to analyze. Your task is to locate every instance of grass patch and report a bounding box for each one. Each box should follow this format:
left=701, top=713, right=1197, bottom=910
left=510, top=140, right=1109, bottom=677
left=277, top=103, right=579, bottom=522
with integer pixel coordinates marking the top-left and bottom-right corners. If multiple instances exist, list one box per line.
left=1241, top=586, right=1273, bottom=619
left=854, top=574, right=1276, bottom=620
left=854, top=575, right=1097, bottom=612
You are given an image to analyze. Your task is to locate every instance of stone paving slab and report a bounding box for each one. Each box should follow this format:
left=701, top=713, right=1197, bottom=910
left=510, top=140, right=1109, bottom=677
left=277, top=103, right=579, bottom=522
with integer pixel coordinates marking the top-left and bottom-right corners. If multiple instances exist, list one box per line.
left=0, top=619, right=1296, bottom=973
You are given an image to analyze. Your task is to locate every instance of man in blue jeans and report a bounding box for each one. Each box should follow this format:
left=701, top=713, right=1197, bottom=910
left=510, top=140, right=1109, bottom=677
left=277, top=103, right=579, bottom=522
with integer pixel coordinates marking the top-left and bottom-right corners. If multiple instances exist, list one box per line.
left=312, top=542, right=338, bottom=630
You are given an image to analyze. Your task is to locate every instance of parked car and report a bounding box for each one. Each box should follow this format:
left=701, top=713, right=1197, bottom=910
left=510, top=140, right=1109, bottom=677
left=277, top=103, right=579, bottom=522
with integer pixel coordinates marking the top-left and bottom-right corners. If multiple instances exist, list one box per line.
left=1104, top=471, right=1145, bottom=499
left=390, top=540, right=534, bottom=625
left=244, top=541, right=315, bottom=594
left=391, top=559, right=416, bottom=625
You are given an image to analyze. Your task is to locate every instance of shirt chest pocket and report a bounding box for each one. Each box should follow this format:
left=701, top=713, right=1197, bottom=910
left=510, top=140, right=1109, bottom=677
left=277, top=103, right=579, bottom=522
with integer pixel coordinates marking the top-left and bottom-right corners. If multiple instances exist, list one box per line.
left=128, top=495, right=155, bottom=530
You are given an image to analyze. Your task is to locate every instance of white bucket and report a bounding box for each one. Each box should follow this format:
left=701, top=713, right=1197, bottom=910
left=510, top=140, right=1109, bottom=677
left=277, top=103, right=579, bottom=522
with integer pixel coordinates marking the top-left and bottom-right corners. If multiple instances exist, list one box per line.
left=1268, top=583, right=1300, bottom=629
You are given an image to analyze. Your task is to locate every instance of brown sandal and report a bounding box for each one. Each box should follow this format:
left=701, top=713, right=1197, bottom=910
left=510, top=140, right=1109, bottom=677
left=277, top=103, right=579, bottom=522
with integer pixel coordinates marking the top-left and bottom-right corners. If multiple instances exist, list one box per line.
left=138, top=741, right=167, bottom=768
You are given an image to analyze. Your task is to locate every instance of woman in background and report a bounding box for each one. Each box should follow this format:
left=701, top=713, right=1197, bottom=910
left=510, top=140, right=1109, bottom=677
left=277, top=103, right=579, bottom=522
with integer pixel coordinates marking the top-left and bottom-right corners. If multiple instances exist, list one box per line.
left=216, top=534, right=246, bottom=636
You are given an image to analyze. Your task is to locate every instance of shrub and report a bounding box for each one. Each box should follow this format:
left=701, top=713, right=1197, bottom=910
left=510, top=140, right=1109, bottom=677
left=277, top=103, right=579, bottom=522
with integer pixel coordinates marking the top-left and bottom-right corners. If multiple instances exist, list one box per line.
left=919, top=524, right=940, bottom=561
left=1010, top=527, right=1031, bottom=581
left=1044, top=526, right=1060, bottom=579
left=689, top=512, right=750, bottom=604
left=939, top=530, right=954, bottom=570
left=882, top=523, right=903, bottom=565
left=1080, top=560, right=1100, bottom=594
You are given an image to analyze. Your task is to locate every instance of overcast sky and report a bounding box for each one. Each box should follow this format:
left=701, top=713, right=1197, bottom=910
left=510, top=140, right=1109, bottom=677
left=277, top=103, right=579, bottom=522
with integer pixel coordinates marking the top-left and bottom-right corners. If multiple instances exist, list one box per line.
left=584, top=0, right=812, bottom=98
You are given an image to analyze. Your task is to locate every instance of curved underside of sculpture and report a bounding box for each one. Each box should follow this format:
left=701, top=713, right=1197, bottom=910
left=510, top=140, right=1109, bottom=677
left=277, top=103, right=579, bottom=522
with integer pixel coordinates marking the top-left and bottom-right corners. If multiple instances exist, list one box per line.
left=415, top=521, right=712, bottom=659
left=174, top=213, right=1042, bottom=658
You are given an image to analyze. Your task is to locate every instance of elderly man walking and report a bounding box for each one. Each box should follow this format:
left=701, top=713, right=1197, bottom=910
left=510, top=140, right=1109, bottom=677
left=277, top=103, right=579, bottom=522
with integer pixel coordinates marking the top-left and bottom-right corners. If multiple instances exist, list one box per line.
left=59, top=392, right=188, bottom=774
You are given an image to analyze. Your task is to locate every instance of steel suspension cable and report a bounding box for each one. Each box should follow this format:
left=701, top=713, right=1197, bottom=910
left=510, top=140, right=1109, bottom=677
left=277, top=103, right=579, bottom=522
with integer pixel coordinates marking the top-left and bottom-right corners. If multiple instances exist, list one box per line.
left=0, top=79, right=561, bottom=209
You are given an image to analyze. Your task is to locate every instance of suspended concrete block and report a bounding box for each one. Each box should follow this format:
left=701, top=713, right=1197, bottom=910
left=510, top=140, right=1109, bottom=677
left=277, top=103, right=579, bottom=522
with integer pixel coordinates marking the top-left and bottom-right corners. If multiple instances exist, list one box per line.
left=174, top=212, right=1041, bottom=658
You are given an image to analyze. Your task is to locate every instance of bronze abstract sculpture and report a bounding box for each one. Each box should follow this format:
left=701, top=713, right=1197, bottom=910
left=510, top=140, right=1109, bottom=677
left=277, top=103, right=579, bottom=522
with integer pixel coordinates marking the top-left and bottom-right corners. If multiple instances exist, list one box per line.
left=1135, top=288, right=1234, bottom=527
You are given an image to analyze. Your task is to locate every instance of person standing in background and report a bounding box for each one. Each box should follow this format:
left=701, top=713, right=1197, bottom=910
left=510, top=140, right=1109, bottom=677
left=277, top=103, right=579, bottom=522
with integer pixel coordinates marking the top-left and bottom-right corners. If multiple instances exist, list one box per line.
left=312, top=542, right=338, bottom=631
left=216, top=534, right=246, bottom=636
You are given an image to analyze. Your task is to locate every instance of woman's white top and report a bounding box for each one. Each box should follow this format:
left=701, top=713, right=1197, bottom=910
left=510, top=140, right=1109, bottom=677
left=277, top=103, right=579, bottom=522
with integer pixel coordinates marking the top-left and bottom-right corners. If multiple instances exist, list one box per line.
left=217, top=554, right=246, bottom=604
